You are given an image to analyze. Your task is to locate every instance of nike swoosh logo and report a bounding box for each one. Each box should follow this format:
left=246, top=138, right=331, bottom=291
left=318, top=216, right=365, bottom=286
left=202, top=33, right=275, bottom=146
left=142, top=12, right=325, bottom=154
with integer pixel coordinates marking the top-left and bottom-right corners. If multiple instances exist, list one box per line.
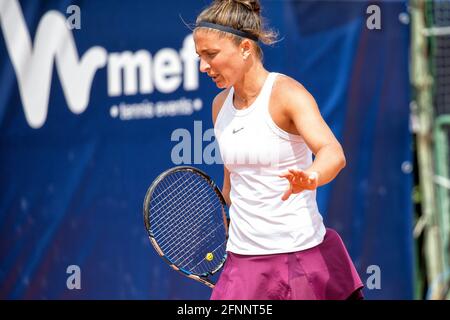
left=232, top=127, right=244, bottom=134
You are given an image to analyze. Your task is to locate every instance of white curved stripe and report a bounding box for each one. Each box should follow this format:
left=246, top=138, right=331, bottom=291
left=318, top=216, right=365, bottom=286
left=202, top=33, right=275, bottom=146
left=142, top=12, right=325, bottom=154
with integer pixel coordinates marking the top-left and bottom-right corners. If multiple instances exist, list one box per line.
left=0, top=0, right=107, bottom=128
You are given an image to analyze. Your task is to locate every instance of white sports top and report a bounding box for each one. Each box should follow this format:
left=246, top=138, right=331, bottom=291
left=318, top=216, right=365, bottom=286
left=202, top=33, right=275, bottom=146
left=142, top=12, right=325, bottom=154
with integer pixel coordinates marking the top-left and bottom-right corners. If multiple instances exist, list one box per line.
left=214, top=72, right=326, bottom=255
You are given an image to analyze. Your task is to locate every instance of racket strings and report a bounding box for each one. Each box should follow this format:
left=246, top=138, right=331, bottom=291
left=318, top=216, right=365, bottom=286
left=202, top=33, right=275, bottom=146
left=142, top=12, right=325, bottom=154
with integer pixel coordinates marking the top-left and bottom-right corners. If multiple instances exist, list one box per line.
left=152, top=176, right=219, bottom=247
left=162, top=210, right=218, bottom=263
left=163, top=198, right=224, bottom=270
left=174, top=207, right=226, bottom=273
left=150, top=171, right=196, bottom=212
left=151, top=176, right=207, bottom=237
left=151, top=172, right=217, bottom=228
left=160, top=185, right=223, bottom=263
left=174, top=222, right=224, bottom=267
left=188, top=234, right=227, bottom=275
left=151, top=174, right=213, bottom=236
left=191, top=244, right=227, bottom=275
left=148, top=171, right=226, bottom=272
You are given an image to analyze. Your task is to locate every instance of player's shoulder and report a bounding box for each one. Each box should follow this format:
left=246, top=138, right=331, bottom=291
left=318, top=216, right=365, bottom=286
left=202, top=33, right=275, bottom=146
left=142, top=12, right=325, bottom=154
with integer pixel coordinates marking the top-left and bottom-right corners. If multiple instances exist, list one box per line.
left=273, top=73, right=308, bottom=99
left=272, top=74, right=317, bottom=116
left=212, top=88, right=231, bottom=124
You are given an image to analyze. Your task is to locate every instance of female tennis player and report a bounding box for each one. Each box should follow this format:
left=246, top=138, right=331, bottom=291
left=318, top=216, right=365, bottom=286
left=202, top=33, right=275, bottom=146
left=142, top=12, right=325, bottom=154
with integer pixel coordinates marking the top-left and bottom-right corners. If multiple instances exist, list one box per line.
left=194, top=0, right=364, bottom=300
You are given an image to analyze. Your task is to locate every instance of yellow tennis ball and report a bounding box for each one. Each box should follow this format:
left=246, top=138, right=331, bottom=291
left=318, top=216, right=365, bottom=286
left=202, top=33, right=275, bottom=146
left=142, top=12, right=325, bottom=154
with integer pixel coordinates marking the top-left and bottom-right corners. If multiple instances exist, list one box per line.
left=205, top=252, right=214, bottom=261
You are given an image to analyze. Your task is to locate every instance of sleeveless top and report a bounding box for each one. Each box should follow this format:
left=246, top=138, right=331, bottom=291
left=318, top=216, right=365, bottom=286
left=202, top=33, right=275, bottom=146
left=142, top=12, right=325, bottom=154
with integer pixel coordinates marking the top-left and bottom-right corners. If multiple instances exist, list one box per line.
left=214, top=72, right=326, bottom=255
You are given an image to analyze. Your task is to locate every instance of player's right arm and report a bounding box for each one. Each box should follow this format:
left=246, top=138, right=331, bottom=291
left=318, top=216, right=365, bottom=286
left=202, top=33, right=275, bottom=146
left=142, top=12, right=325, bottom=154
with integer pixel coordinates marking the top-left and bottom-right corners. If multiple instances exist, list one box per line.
left=212, top=89, right=231, bottom=207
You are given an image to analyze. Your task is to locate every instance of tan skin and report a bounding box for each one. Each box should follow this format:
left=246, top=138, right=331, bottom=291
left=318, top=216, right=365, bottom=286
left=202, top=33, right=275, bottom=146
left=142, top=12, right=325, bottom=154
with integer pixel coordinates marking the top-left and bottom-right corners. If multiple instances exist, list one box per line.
left=194, top=29, right=346, bottom=204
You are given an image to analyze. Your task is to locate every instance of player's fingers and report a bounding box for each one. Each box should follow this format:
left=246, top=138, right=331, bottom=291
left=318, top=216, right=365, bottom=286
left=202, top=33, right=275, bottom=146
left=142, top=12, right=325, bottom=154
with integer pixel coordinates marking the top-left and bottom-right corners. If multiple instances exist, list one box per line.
left=289, top=169, right=308, bottom=183
left=294, top=173, right=307, bottom=185
left=279, top=173, right=294, bottom=181
left=281, top=183, right=293, bottom=201
left=288, top=168, right=303, bottom=176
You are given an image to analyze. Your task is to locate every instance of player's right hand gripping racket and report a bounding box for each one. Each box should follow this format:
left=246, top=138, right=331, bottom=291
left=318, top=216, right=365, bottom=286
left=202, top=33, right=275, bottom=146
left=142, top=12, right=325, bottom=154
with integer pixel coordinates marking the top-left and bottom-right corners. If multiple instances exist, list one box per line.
left=143, top=166, right=228, bottom=288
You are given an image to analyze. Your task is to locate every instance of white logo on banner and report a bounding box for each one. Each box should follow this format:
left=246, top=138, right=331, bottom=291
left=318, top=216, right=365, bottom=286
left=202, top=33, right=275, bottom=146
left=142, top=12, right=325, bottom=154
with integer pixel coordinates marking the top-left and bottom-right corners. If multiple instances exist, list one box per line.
left=0, top=0, right=200, bottom=129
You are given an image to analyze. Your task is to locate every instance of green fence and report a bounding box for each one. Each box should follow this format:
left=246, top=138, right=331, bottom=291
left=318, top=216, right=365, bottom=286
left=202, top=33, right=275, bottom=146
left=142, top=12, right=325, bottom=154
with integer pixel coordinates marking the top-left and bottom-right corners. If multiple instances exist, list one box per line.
left=411, top=0, right=450, bottom=299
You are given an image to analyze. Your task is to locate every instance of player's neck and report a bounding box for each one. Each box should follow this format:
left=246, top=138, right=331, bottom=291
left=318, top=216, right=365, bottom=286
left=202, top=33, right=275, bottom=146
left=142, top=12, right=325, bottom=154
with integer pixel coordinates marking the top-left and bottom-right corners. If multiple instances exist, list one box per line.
left=233, top=63, right=269, bottom=107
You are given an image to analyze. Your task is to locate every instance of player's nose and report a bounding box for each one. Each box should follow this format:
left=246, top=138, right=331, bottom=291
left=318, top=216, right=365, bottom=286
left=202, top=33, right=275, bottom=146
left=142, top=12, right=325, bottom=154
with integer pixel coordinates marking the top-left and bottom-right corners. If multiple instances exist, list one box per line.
left=199, top=58, right=210, bottom=73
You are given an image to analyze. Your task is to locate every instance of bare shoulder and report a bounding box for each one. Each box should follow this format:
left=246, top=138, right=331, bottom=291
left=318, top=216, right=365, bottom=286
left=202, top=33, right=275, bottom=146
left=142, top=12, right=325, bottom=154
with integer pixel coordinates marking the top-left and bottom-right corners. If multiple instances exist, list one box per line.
left=272, top=74, right=317, bottom=116
left=212, top=88, right=231, bottom=125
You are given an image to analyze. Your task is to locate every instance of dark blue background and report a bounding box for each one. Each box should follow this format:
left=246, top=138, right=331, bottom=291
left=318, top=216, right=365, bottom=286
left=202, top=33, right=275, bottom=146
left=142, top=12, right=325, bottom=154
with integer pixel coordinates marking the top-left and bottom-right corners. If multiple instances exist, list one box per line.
left=0, top=0, right=413, bottom=299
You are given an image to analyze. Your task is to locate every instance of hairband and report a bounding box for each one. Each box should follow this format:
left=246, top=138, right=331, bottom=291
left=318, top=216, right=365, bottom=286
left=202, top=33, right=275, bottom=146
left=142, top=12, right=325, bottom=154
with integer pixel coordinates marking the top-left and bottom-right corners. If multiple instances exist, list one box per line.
left=196, top=21, right=259, bottom=42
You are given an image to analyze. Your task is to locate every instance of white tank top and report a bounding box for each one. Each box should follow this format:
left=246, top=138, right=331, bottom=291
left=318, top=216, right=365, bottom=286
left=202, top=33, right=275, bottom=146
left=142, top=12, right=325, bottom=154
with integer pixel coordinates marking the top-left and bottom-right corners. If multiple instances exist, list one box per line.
left=214, top=72, right=326, bottom=255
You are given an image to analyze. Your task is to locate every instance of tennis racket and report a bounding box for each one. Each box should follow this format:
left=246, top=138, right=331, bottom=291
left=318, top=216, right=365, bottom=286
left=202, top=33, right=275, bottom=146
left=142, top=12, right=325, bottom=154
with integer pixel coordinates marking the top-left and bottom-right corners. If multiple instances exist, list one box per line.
left=143, top=166, right=228, bottom=288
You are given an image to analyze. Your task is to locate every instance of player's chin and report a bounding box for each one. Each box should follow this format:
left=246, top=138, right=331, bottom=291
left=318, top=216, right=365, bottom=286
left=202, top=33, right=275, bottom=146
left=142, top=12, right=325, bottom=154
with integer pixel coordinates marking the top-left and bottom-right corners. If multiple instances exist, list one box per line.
left=211, top=76, right=226, bottom=88
left=214, top=80, right=227, bottom=89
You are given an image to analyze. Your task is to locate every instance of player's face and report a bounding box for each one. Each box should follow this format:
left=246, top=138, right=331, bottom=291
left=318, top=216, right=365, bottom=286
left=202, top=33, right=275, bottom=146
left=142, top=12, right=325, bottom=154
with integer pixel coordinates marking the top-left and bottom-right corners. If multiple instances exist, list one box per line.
left=194, top=29, right=245, bottom=89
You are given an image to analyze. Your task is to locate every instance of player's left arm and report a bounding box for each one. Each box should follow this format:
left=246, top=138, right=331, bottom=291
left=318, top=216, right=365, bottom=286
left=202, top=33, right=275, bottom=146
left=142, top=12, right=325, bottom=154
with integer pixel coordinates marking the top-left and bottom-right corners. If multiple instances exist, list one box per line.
left=278, top=77, right=346, bottom=199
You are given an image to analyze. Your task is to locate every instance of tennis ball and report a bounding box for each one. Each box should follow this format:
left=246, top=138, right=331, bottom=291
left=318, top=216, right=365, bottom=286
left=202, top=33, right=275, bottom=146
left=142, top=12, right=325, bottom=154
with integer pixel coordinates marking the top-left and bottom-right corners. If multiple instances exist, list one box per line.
left=205, top=252, right=214, bottom=261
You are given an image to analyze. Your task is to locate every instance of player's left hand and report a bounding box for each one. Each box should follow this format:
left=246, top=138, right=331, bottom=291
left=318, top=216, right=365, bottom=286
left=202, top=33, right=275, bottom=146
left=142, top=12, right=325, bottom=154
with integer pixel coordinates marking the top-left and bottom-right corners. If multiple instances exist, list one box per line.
left=279, top=169, right=319, bottom=201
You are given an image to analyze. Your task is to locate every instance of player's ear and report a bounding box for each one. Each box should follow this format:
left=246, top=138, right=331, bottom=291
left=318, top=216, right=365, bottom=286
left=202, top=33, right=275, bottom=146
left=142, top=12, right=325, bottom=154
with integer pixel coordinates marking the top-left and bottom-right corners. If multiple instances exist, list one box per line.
left=240, top=39, right=252, bottom=60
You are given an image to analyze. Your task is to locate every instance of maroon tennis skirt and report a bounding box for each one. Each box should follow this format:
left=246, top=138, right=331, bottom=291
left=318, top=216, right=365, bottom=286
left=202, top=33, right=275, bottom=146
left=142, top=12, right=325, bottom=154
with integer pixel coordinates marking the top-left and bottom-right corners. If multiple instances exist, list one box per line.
left=211, top=228, right=364, bottom=300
